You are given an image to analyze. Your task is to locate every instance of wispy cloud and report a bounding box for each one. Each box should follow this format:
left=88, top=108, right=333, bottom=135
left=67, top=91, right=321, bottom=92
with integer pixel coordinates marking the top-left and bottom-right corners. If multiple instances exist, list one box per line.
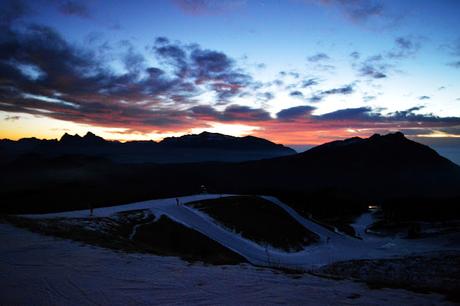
left=56, top=1, right=91, bottom=18
left=171, top=0, right=247, bottom=15
left=304, top=0, right=403, bottom=29
left=4, top=115, right=20, bottom=121
left=308, top=83, right=354, bottom=102
left=307, top=52, right=330, bottom=62
left=289, top=91, right=304, bottom=98
left=387, top=35, right=422, bottom=59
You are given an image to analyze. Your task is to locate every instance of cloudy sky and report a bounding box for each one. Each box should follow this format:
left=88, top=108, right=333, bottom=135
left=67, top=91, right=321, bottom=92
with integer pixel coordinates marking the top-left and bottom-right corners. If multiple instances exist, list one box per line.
left=1, top=0, right=460, bottom=148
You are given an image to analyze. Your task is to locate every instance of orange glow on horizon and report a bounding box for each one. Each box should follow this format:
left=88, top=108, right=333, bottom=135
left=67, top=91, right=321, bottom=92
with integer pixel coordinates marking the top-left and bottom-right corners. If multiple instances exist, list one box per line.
left=2, top=112, right=459, bottom=146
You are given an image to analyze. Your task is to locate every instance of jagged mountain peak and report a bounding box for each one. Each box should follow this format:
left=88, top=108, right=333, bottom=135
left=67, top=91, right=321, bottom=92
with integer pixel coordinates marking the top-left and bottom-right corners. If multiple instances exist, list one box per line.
left=60, top=132, right=105, bottom=144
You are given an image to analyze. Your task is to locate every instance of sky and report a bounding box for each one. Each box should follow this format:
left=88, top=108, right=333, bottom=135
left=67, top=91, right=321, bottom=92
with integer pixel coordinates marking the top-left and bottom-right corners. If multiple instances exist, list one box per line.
left=1, top=0, right=460, bottom=150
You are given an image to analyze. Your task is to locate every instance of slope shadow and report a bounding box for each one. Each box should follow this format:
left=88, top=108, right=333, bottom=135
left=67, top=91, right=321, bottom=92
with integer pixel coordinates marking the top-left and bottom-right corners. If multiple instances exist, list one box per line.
left=187, top=196, right=319, bottom=252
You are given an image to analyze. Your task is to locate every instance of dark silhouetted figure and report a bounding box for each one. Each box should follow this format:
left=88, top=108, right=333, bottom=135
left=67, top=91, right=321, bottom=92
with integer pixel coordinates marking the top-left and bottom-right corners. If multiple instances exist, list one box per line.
left=265, top=246, right=271, bottom=266
left=176, top=198, right=180, bottom=206
left=89, top=204, right=93, bottom=217
left=408, top=223, right=421, bottom=239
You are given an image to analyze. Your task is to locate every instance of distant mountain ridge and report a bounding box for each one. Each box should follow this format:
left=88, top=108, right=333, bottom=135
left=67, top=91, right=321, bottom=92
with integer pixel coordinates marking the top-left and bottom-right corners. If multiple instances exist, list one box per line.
left=60, top=132, right=106, bottom=145
left=2, top=131, right=460, bottom=214
left=234, top=132, right=460, bottom=197
left=160, top=131, right=290, bottom=151
left=0, top=131, right=296, bottom=163
left=298, top=132, right=456, bottom=168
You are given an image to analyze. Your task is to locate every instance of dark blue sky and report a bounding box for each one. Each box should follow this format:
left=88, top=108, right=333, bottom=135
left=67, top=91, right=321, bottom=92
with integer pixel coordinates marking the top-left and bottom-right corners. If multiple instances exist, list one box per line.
left=1, top=0, right=460, bottom=152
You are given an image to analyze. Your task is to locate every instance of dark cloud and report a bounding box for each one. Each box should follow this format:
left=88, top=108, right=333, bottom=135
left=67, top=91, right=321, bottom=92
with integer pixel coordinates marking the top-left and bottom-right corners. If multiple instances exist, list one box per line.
left=448, top=61, right=460, bottom=69
left=276, top=106, right=316, bottom=121
left=306, top=53, right=335, bottom=72
left=440, top=127, right=460, bottom=135
left=355, top=54, right=389, bottom=79
left=445, top=38, right=460, bottom=57
left=257, top=91, right=274, bottom=101
left=309, top=95, right=324, bottom=103
left=337, top=0, right=384, bottom=22
left=57, top=1, right=91, bottom=18
left=275, top=105, right=460, bottom=129
left=222, top=105, right=271, bottom=121
left=189, top=104, right=271, bottom=122
left=153, top=39, right=253, bottom=103
left=0, top=0, right=29, bottom=25
left=312, top=0, right=387, bottom=24
left=4, top=115, right=20, bottom=121
left=301, top=78, right=319, bottom=88
left=354, top=37, right=421, bottom=80
left=188, top=104, right=220, bottom=118
left=171, top=0, right=246, bottom=15
left=290, top=72, right=300, bottom=79
left=278, top=71, right=300, bottom=78
left=269, top=104, right=460, bottom=146
left=307, top=52, right=330, bottom=62
left=191, top=48, right=233, bottom=77
left=418, top=96, right=430, bottom=100
left=154, top=36, right=170, bottom=45
left=350, top=51, right=360, bottom=60
left=1, top=8, right=456, bottom=138
left=0, top=23, right=257, bottom=132
left=363, top=95, right=376, bottom=102
left=122, top=44, right=147, bottom=74
left=383, top=106, right=443, bottom=123
left=290, top=91, right=304, bottom=98
left=321, top=84, right=354, bottom=95
left=188, top=102, right=460, bottom=140
left=312, top=63, right=336, bottom=72
left=395, top=36, right=414, bottom=49
left=248, top=81, right=264, bottom=91
left=359, top=64, right=387, bottom=79
left=190, top=48, right=253, bottom=103
left=1, top=0, right=92, bottom=21
left=387, top=36, right=421, bottom=59
left=318, top=107, right=374, bottom=120
left=153, top=39, right=188, bottom=75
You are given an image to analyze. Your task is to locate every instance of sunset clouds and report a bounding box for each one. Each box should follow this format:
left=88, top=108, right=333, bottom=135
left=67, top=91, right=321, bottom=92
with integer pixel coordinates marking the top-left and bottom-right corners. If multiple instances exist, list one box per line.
left=1, top=0, right=460, bottom=144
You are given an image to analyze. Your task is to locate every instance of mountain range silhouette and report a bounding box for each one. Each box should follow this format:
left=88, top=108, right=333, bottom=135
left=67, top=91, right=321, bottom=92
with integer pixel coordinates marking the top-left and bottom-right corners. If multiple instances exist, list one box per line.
left=1, top=131, right=459, bottom=214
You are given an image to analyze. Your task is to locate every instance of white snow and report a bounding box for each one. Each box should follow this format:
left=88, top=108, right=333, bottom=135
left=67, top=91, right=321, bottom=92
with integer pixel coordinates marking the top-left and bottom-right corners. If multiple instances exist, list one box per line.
left=351, top=210, right=380, bottom=239
left=19, top=194, right=460, bottom=270
left=0, top=223, right=454, bottom=306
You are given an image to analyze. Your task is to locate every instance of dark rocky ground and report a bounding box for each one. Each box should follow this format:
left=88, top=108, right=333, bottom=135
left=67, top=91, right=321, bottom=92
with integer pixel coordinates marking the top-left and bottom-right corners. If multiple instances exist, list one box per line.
left=315, top=251, right=460, bottom=303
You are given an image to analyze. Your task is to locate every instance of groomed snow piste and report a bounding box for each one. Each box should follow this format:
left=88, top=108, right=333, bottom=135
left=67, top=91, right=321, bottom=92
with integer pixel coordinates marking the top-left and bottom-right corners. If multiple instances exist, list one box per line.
left=21, top=194, right=460, bottom=270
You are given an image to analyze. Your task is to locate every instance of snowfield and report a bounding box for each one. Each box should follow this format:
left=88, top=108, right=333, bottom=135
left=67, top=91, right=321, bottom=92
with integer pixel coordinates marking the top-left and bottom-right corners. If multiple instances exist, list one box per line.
left=21, top=194, right=460, bottom=270
left=3, top=194, right=459, bottom=304
left=0, top=222, right=454, bottom=305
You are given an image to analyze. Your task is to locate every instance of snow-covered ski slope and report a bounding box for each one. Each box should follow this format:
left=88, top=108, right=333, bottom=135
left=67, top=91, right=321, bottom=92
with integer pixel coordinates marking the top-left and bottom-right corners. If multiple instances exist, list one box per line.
left=2, top=223, right=452, bottom=306
left=21, top=194, right=460, bottom=270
